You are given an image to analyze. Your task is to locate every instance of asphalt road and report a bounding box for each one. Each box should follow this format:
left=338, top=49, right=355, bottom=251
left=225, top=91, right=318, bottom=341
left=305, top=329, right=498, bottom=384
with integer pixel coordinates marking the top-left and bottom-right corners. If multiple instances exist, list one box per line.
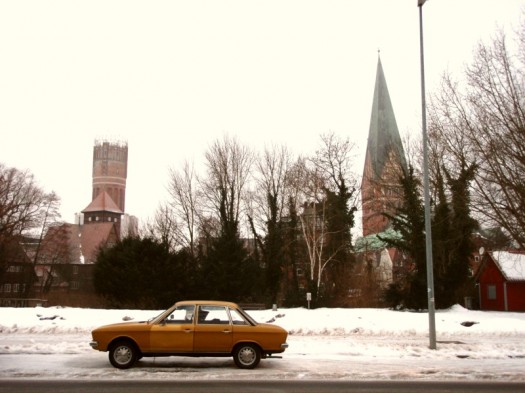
left=1, top=380, right=525, bottom=393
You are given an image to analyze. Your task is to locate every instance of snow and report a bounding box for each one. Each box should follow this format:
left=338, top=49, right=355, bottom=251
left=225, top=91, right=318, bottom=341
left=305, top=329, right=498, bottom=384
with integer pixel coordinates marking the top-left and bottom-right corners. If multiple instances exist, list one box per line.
left=492, top=251, right=525, bottom=281
left=1, top=304, right=525, bottom=381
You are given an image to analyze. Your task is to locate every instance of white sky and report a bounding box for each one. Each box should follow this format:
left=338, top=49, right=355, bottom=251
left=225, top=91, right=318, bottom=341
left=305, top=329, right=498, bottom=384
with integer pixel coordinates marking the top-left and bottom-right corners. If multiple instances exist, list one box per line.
left=1, top=0, right=524, bottom=225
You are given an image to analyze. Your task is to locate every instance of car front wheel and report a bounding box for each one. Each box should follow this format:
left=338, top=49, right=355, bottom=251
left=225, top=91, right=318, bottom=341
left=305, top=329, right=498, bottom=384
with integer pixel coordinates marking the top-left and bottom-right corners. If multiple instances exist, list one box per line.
left=109, top=341, right=138, bottom=369
left=233, top=343, right=261, bottom=369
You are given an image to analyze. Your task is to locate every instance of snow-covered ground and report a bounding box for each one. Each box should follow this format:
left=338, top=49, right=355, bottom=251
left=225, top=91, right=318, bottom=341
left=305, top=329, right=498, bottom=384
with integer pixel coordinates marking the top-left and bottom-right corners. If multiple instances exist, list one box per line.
left=1, top=304, right=524, bottom=381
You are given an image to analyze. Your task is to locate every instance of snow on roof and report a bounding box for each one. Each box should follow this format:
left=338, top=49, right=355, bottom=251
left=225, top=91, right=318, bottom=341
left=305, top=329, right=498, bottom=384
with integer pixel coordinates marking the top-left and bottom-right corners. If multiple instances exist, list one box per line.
left=491, top=251, right=525, bottom=281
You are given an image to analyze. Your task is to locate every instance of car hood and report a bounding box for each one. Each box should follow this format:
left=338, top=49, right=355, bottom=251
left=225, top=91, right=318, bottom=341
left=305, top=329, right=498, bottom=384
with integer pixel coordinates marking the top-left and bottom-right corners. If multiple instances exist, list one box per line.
left=256, top=323, right=287, bottom=333
left=92, top=321, right=149, bottom=333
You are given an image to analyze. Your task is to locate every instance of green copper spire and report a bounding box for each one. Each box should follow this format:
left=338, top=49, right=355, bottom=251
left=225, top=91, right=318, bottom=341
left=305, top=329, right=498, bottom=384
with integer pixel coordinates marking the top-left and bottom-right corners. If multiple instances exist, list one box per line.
left=365, top=56, right=407, bottom=179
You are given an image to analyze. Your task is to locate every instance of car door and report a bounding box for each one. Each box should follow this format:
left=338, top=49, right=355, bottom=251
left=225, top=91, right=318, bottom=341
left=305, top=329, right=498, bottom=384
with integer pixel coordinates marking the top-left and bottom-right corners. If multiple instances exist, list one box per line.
left=193, top=305, right=233, bottom=353
left=149, top=305, right=195, bottom=353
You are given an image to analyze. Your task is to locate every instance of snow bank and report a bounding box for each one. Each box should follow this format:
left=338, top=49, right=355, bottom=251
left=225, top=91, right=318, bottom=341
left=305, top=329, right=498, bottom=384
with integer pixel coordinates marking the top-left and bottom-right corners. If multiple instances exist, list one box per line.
left=1, top=304, right=524, bottom=338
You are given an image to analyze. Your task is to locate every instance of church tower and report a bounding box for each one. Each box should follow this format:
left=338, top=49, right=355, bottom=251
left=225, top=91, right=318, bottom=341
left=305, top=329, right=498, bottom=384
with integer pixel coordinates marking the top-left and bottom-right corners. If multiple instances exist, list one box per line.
left=91, top=140, right=128, bottom=213
left=361, top=56, right=407, bottom=237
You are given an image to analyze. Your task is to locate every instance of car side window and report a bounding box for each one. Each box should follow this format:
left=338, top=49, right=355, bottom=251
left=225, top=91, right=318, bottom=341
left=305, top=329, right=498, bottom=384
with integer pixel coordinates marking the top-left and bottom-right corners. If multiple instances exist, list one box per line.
left=197, top=305, right=230, bottom=324
left=166, top=305, right=195, bottom=324
left=229, top=308, right=249, bottom=325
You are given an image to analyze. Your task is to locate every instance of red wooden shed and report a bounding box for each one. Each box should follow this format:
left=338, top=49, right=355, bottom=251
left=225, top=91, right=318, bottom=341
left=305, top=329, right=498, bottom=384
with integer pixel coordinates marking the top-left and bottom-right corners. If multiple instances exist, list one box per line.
left=476, top=251, right=525, bottom=311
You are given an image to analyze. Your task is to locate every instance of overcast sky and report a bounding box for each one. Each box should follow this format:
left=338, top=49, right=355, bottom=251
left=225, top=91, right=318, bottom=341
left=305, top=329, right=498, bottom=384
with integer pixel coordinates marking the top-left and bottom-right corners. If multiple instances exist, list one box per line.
left=1, top=0, right=524, bottom=228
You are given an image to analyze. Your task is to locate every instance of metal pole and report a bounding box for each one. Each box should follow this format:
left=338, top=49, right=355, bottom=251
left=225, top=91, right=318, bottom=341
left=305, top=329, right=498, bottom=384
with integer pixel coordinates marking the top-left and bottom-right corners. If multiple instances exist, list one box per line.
left=418, top=0, right=437, bottom=350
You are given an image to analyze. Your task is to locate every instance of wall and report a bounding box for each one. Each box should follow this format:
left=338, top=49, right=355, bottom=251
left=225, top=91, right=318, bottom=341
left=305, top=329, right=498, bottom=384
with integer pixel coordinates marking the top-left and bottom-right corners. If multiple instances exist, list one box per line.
left=478, top=259, right=506, bottom=311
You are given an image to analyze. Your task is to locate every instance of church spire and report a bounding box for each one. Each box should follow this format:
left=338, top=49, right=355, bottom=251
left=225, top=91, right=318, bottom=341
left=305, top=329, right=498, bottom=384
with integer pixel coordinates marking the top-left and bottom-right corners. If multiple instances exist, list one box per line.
left=365, top=56, right=407, bottom=180
left=361, top=56, right=407, bottom=237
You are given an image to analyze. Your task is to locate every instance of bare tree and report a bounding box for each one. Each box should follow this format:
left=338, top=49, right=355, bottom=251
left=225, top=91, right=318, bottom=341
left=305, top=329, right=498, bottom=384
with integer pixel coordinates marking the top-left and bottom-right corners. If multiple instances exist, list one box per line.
left=201, top=135, right=254, bottom=236
left=284, top=134, right=359, bottom=303
left=248, top=145, right=293, bottom=241
left=197, top=135, right=261, bottom=301
left=0, top=164, right=50, bottom=240
left=28, top=195, right=64, bottom=297
left=299, top=192, right=329, bottom=293
left=142, top=204, right=179, bottom=252
left=34, top=222, right=72, bottom=294
left=312, top=132, right=359, bottom=303
left=430, top=24, right=525, bottom=247
left=167, top=160, right=200, bottom=255
left=0, top=164, right=64, bottom=296
left=246, top=145, right=294, bottom=302
left=312, top=132, right=358, bottom=199
left=1, top=165, right=60, bottom=262
left=290, top=158, right=339, bottom=299
left=32, top=191, right=62, bottom=260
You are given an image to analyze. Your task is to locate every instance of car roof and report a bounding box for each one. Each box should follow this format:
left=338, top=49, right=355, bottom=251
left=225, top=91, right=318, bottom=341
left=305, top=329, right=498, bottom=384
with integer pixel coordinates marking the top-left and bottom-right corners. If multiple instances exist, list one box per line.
left=175, top=300, right=240, bottom=308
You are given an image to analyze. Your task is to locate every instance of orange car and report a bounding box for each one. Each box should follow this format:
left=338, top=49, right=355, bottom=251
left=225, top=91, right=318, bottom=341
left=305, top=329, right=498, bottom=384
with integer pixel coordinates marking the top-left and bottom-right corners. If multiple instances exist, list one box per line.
left=90, top=300, right=288, bottom=369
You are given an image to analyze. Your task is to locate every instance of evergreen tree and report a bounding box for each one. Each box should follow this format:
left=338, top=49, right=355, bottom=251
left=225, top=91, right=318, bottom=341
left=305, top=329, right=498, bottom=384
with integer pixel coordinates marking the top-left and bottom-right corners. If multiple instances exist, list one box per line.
left=282, top=196, right=304, bottom=307
left=198, top=189, right=263, bottom=303
left=436, top=161, right=478, bottom=308
left=322, top=178, right=356, bottom=305
left=431, top=167, right=454, bottom=307
left=94, top=236, right=198, bottom=309
left=262, top=191, right=285, bottom=304
left=381, top=160, right=479, bottom=309
left=380, top=165, right=427, bottom=309
left=199, top=233, right=262, bottom=302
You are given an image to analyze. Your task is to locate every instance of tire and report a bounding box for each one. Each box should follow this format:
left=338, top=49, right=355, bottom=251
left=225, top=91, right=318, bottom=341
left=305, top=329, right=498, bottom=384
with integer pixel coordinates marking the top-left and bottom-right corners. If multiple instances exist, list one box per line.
left=233, top=343, right=261, bottom=369
left=109, top=340, right=138, bottom=369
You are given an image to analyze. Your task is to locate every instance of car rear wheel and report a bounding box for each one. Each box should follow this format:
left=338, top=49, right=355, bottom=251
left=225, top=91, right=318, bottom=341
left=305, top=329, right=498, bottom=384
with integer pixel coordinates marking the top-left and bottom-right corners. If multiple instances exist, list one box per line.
left=233, top=343, right=261, bottom=369
left=109, top=340, right=138, bottom=369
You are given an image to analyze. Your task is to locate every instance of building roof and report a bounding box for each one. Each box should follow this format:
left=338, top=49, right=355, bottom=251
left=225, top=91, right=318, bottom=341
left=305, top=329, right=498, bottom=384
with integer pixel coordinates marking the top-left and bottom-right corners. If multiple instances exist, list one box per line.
left=490, top=251, right=525, bottom=281
left=42, top=222, right=118, bottom=264
left=355, top=227, right=403, bottom=252
left=364, top=56, right=407, bottom=179
left=77, top=223, right=118, bottom=263
left=82, top=191, right=123, bottom=214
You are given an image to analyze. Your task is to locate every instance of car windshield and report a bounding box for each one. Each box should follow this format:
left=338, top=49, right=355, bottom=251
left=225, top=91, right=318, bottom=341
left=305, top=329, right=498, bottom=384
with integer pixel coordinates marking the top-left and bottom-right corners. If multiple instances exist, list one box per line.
left=147, top=310, right=165, bottom=324
left=237, top=306, right=258, bottom=326
left=147, top=305, right=177, bottom=324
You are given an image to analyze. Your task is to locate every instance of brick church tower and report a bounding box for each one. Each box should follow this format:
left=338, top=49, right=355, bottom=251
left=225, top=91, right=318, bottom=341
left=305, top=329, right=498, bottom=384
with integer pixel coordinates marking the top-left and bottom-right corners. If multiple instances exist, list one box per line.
left=91, top=140, right=128, bottom=213
left=361, top=56, right=407, bottom=237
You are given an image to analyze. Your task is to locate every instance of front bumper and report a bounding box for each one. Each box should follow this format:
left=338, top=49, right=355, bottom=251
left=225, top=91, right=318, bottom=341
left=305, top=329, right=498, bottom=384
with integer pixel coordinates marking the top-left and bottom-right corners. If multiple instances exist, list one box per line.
left=89, top=340, right=99, bottom=350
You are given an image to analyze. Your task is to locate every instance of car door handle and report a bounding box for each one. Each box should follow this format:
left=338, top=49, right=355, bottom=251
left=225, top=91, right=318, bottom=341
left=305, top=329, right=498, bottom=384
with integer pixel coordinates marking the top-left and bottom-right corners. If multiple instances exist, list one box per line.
left=222, top=330, right=232, bottom=334
left=183, top=329, right=193, bottom=333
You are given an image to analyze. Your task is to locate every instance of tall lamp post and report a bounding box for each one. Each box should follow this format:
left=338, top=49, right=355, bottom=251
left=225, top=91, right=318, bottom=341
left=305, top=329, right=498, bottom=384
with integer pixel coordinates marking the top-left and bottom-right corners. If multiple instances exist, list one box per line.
left=418, top=0, right=437, bottom=350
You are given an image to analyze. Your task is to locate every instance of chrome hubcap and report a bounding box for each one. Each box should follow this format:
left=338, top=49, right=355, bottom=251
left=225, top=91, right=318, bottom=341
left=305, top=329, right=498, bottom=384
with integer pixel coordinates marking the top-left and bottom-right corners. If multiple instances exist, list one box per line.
left=239, top=347, right=256, bottom=365
left=114, top=346, right=132, bottom=365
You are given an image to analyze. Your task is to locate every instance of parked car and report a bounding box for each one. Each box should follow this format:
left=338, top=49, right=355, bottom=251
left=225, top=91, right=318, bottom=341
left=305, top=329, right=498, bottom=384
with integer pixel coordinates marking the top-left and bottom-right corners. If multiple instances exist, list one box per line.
left=90, top=300, right=288, bottom=369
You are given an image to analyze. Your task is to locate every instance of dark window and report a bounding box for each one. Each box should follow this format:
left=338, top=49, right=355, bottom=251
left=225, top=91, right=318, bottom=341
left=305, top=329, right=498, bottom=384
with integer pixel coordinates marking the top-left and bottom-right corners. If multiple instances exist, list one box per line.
left=487, top=285, right=497, bottom=300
